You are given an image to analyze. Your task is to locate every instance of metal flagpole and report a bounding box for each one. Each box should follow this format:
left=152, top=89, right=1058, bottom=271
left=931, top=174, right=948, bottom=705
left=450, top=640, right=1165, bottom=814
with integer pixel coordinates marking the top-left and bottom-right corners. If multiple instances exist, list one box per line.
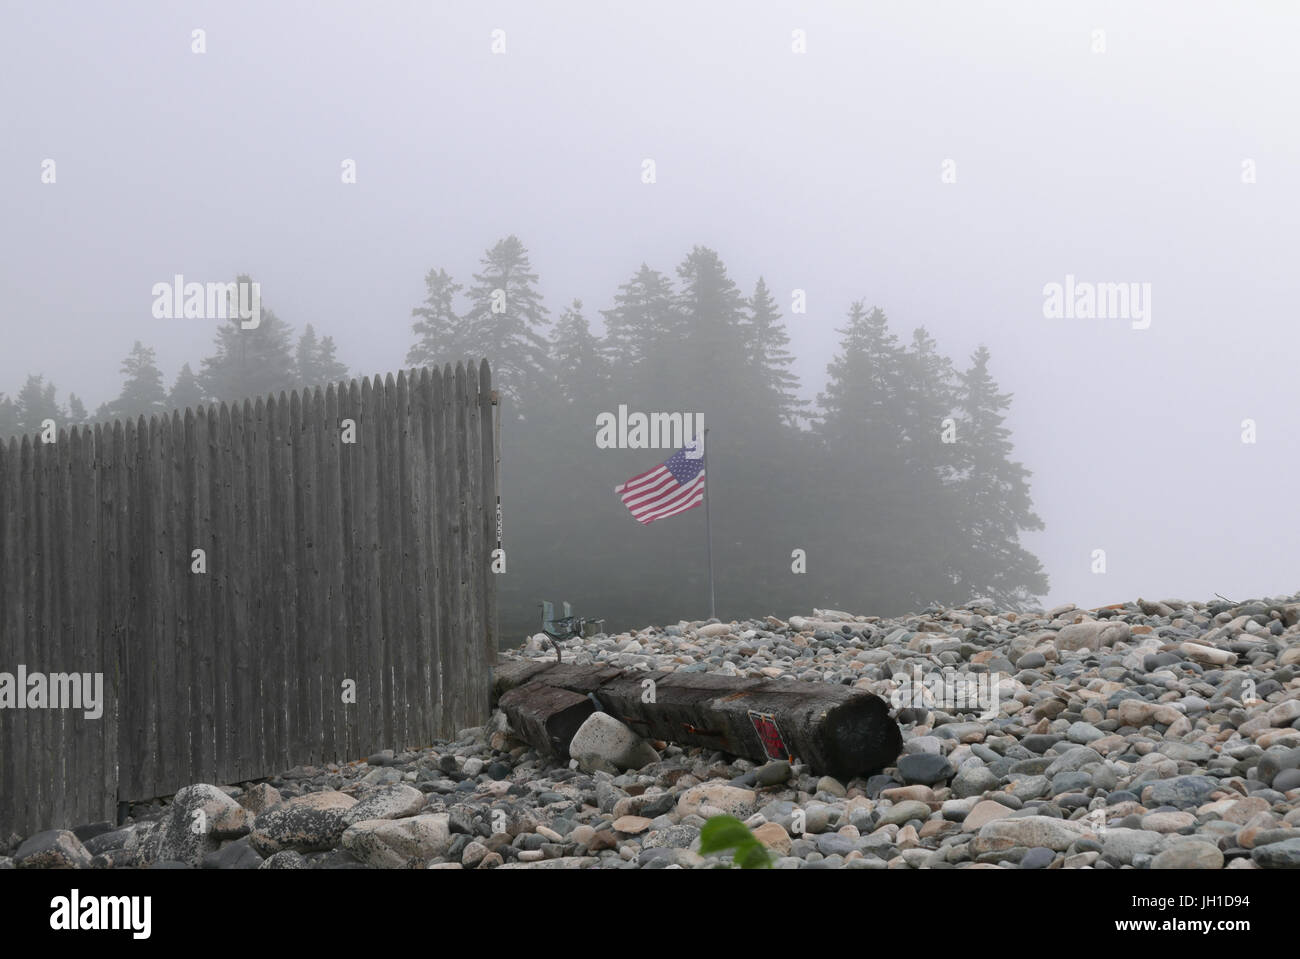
left=702, top=427, right=715, bottom=620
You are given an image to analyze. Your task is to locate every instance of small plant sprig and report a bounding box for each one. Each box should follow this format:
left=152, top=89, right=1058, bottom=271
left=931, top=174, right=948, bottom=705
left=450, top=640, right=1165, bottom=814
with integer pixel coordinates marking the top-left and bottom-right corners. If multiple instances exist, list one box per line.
left=698, top=814, right=775, bottom=868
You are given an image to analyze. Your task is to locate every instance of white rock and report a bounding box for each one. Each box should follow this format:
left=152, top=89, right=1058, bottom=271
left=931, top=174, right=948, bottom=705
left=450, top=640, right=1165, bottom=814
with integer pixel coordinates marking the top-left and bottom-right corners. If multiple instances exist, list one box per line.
left=813, top=609, right=855, bottom=621
left=1054, top=621, right=1130, bottom=652
left=342, top=784, right=427, bottom=824
left=978, top=815, right=1089, bottom=850
left=341, top=814, right=452, bottom=868
left=1150, top=841, right=1224, bottom=869
left=1117, top=700, right=1184, bottom=727
left=567, top=711, right=660, bottom=770
left=1182, top=642, right=1236, bottom=666
left=1100, top=827, right=1164, bottom=864
left=676, top=783, right=760, bottom=819
left=1267, top=699, right=1300, bottom=726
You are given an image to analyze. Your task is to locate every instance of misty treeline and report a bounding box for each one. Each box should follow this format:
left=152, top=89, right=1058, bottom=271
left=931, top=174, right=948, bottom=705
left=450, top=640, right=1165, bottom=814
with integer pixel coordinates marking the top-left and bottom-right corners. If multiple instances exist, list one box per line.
left=433, top=238, right=1049, bottom=637
left=1, top=237, right=1047, bottom=639
left=0, top=292, right=347, bottom=438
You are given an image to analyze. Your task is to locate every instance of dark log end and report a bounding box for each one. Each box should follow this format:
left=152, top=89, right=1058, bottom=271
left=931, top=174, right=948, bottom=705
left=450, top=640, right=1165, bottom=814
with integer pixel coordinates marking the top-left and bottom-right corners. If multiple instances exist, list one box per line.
left=821, top=695, right=904, bottom=780
left=498, top=681, right=594, bottom=758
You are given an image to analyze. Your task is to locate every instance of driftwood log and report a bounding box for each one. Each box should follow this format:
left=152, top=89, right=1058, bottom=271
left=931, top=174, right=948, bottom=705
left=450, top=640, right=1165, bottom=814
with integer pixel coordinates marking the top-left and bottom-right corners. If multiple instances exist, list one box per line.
left=493, top=660, right=902, bottom=781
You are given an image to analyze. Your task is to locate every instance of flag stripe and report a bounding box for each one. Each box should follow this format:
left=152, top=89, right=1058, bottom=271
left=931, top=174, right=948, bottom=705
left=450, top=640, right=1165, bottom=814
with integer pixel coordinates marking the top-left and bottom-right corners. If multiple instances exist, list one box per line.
left=626, top=468, right=699, bottom=513
left=636, top=485, right=704, bottom=524
left=623, top=472, right=679, bottom=509
left=618, top=466, right=671, bottom=498
left=615, top=464, right=666, bottom=494
left=631, top=473, right=705, bottom=523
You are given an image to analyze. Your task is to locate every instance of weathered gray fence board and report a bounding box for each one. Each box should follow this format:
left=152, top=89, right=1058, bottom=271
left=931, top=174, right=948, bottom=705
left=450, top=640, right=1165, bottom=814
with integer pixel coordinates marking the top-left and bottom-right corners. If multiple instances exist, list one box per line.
left=85, top=427, right=108, bottom=827
left=340, top=381, right=361, bottom=762
left=50, top=430, right=70, bottom=829
left=314, top=387, right=338, bottom=765
left=269, top=393, right=293, bottom=773
left=427, top=369, right=444, bottom=743
left=121, top=420, right=141, bottom=801
left=395, top=372, right=416, bottom=749
left=183, top=411, right=203, bottom=786
left=0, top=440, right=13, bottom=833
left=3, top=439, right=21, bottom=834
left=377, top=374, right=396, bottom=750
left=462, top=363, right=486, bottom=725
left=478, top=360, right=499, bottom=671
left=378, top=374, right=400, bottom=749
left=439, top=366, right=462, bottom=737
left=199, top=406, right=221, bottom=785
left=345, top=376, right=366, bottom=758
left=21, top=439, right=39, bottom=833
left=107, top=422, right=128, bottom=820
left=399, top=375, right=418, bottom=745
left=304, top=388, right=324, bottom=766
left=225, top=402, right=249, bottom=783
left=246, top=399, right=270, bottom=781
left=164, top=413, right=187, bottom=794
left=67, top=428, right=91, bottom=828
left=429, top=368, right=451, bottom=740
left=410, top=371, right=434, bottom=746
left=35, top=438, right=53, bottom=825
left=360, top=377, right=381, bottom=754
left=387, top=372, right=405, bottom=748
left=154, top=416, right=176, bottom=798
left=288, top=390, right=311, bottom=767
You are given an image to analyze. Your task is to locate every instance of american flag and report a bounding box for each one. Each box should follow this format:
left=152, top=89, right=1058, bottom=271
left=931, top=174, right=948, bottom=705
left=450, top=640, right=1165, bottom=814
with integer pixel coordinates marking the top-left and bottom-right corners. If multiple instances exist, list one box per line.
left=616, top=437, right=705, bottom=525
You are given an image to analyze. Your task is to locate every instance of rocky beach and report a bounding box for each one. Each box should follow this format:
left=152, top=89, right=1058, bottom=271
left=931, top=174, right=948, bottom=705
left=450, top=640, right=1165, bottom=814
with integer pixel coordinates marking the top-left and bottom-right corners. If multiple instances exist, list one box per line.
left=6, top=593, right=1300, bottom=870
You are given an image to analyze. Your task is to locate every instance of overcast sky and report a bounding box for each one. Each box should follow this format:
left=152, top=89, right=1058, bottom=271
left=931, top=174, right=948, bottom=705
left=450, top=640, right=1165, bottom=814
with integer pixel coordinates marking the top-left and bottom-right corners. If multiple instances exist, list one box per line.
left=3, top=1, right=1297, bottom=611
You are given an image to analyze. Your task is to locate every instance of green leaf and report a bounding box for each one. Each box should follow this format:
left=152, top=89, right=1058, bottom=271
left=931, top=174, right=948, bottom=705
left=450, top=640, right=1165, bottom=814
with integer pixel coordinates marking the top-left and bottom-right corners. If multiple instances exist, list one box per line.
left=698, top=815, right=755, bottom=854
left=737, top=842, right=775, bottom=869
left=699, top=814, right=775, bottom=868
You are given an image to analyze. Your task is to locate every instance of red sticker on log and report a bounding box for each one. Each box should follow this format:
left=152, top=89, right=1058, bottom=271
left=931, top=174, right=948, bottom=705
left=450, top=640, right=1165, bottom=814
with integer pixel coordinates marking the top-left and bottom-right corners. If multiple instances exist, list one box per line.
left=748, top=710, right=789, bottom=761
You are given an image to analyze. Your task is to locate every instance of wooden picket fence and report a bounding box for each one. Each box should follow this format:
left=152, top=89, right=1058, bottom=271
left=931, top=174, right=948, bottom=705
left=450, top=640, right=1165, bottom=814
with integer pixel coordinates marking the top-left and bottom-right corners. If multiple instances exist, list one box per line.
left=0, top=361, right=498, bottom=840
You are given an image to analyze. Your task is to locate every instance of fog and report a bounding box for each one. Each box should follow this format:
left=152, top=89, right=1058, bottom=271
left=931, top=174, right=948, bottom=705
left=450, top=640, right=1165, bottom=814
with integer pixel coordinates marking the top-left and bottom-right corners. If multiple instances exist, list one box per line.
left=3, top=1, right=1298, bottom=622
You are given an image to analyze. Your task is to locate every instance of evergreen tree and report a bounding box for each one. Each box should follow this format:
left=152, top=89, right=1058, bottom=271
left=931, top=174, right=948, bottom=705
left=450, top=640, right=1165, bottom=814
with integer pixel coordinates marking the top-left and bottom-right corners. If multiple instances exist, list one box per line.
left=198, top=278, right=296, bottom=403
left=169, top=363, right=205, bottom=411
left=745, top=276, right=806, bottom=428
left=892, top=327, right=965, bottom=604
left=66, top=394, right=88, bottom=424
left=295, top=324, right=320, bottom=388
left=462, top=236, right=551, bottom=414
left=103, top=341, right=169, bottom=421
left=295, top=324, right=349, bottom=389
left=672, top=246, right=751, bottom=415
left=899, top=328, right=958, bottom=475
left=811, top=303, right=918, bottom=611
left=816, top=304, right=907, bottom=458
left=315, top=333, right=348, bottom=385
left=407, top=268, right=467, bottom=369
left=549, top=299, right=611, bottom=408
left=15, top=374, right=64, bottom=435
left=949, top=345, right=1048, bottom=608
left=0, top=393, right=18, bottom=439
left=600, top=264, right=679, bottom=398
